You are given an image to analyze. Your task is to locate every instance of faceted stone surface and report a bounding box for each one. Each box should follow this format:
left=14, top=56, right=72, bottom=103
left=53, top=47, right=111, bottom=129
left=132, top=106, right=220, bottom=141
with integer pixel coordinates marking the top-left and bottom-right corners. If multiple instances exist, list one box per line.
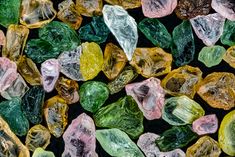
left=212, top=0, right=235, bottom=21
left=94, top=96, right=144, bottom=139
left=76, top=0, right=103, bottom=17
left=62, top=113, right=98, bottom=157
left=80, top=81, right=109, bottom=113
left=57, top=0, right=83, bottom=30
left=125, top=77, right=165, bottom=120
left=2, top=24, right=29, bottom=61
left=175, top=0, right=211, bottom=20
left=190, top=13, right=225, bottom=46
left=192, top=114, right=218, bottom=135
left=32, top=148, right=55, bottom=157
left=104, top=0, right=141, bottom=9
left=162, top=96, right=205, bottom=126
left=130, top=47, right=172, bottom=78
left=41, top=59, right=60, bottom=93
left=138, top=18, right=172, bottom=49
left=108, top=66, right=138, bottom=94
left=156, top=125, right=197, bottom=151
left=102, top=43, right=127, bottom=80
left=218, top=110, right=235, bottom=156
left=44, top=96, right=68, bottom=138
left=198, top=46, right=226, bottom=67
left=221, top=20, right=235, bottom=46
left=197, top=72, right=235, bottom=110
left=20, top=0, right=57, bottom=28
left=223, top=46, right=235, bottom=68
left=55, top=77, right=79, bottom=104
left=161, top=65, right=202, bottom=99
left=141, top=0, right=177, bottom=18
left=25, top=125, right=51, bottom=152
left=103, top=5, right=138, bottom=61
left=96, top=128, right=145, bottom=157
left=186, top=136, right=221, bottom=157
left=17, top=55, right=41, bottom=85
left=79, top=16, right=110, bottom=44
left=80, top=42, right=104, bottom=80
left=0, top=117, right=30, bottom=157
left=22, top=86, right=45, bottom=124
left=171, top=20, right=195, bottom=66
left=0, top=98, right=29, bottom=136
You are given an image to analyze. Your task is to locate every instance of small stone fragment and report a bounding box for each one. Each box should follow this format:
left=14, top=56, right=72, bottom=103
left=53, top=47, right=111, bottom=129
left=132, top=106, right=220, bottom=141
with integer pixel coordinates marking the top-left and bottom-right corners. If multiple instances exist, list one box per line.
left=186, top=136, right=221, bottom=157
left=197, top=72, right=235, bottom=110
left=125, top=77, right=165, bottom=120
left=96, top=128, right=145, bottom=157
left=20, top=0, right=57, bottom=28
left=190, top=13, right=225, bottom=46
left=221, top=20, right=235, bottom=46
left=94, top=96, right=144, bottom=139
left=141, top=0, right=177, bottom=18
left=32, top=148, right=55, bottom=157
left=105, top=0, right=141, bottom=9
left=158, top=149, right=186, bottom=157
left=192, top=114, right=218, bottom=135
left=62, top=113, right=98, bottom=157
left=41, top=59, right=60, bottom=93
left=130, top=47, right=172, bottom=78
left=76, top=0, right=103, bottom=17
left=26, top=125, right=51, bottom=152
left=223, top=46, right=235, bottom=68
left=103, top=5, right=138, bottom=61
left=212, top=0, right=235, bottom=21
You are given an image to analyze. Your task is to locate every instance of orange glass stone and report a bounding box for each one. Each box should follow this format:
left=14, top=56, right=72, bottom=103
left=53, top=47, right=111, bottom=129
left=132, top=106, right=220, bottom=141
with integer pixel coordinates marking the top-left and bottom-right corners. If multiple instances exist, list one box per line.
left=76, top=0, right=103, bottom=17
left=104, top=0, right=141, bottom=9
left=223, top=46, right=235, bottom=69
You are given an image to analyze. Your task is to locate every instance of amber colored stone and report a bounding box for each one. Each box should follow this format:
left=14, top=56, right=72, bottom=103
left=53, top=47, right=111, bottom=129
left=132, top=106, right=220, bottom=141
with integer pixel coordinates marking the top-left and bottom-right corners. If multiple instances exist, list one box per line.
left=223, top=46, right=235, bottom=69
left=130, top=47, right=172, bottom=78
left=2, top=25, right=29, bottom=61
left=76, top=0, right=103, bottom=17
left=17, top=55, right=41, bottom=86
left=102, top=43, right=128, bottom=80
left=104, top=0, right=141, bottom=9
left=197, top=72, right=235, bottom=110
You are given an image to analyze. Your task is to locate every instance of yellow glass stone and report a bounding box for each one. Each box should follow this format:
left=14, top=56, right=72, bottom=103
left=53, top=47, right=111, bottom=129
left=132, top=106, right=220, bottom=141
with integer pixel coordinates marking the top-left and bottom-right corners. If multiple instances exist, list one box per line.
left=76, top=0, right=103, bottom=17
left=223, top=46, right=235, bottom=69
left=104, top=0, right=141, bottom=9
left=130, top=47, right=172, bottom=78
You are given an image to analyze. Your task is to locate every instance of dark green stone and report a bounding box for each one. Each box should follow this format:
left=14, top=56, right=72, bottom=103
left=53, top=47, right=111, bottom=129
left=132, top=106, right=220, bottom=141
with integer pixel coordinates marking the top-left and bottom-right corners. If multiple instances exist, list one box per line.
left=94, top=96, right=144, bottom=139
left=22, top=86, right=45, bottom=124
left=138, top=18, right=172, bottom=48
left=221, top=20, right=235, bottom=46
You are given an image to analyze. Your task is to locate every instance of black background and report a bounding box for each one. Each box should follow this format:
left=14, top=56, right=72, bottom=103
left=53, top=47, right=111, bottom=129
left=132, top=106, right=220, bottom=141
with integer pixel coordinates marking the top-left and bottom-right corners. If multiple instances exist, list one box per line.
left=0, top=1, right=235, bottom=156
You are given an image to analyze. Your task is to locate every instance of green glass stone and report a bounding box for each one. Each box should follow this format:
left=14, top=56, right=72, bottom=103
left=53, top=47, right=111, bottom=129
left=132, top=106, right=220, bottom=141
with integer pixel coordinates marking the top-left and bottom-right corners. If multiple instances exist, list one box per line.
left=198, top=45, right=226, bottom=67
left=138, top=18, right=172, bottom=48
left=156, top=125, right=197, bottom=152
left=94, top=96, right=144, bottom=139
left=171, top=20, right=195, bottom=66
left=79, top=81, right=109, bottom=113
left=221, top=20, right=235, bottom=46
left=32, top=147, right=55, bottom=157
left=78, top=16, right=110, bottom=44
left=22, top=86, right=45, bottom=124
left=0, top=98, right=29, bottom=136
left=96, top=128, right=145, bottom=157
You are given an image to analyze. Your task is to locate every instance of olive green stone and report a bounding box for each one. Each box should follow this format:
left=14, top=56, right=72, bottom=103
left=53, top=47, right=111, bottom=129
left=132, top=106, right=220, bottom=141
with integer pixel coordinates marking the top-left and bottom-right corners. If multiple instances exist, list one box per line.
left=32, top=148, right=55, bottom=157
left=221, top=20, right=235, bottom=46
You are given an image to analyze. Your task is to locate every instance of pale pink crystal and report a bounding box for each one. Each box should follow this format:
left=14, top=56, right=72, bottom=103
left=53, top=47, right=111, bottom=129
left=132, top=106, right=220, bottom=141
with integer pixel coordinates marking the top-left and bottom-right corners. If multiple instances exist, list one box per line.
left=158, top=149, right=185, bottom=157
left=212, top=0, right=235, bottom=21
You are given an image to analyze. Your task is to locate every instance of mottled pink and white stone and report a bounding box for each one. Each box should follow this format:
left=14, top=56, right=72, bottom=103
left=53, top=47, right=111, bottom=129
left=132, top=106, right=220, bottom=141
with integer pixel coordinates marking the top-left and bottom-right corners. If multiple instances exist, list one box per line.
left=41, top=59, right=60, bottom=93
left=62, top=113, right=98, bottom=157
left=158, top=149, right=185, bottom=157
left=212, top=0, right=235, bottom=21
left=141, top=0, right=177, bottom=18
left=125, top=77, right=165, bottom=120
left=192, top=114, right=218, bottom=135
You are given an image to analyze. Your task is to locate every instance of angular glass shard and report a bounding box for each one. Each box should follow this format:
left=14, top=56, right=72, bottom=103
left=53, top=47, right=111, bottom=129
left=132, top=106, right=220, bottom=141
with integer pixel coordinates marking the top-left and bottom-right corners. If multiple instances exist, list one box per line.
left=212, top=0, right=235, bottom=21
left=221, top=20, right=235, bottom=46
left=76, top=0, right=103, bottom=17
left=223, top=46, right=235, bottom=68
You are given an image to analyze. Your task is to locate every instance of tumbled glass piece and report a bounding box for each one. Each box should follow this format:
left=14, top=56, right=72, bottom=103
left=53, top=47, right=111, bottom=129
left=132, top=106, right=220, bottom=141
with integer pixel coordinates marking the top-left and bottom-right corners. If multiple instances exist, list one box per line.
left=102, top=43, right=127, bottom=80
left=190, top=13, right=225, bottom=46
left=76, top=0, right=103, bottom=17
left=125, top=77, right=165, bottom=120
left=96, top=128, right=145, bottom=157
left=212, top=0, right=235, bottom=21
left=25, top=125, right=51, bottom=152
left=105, top=0, right=141, bottom=9
left=186, top=136, right=221, bottom=157
left=62, top=113, right=98, bottom=157
left=94, top=96, right=144, bottom=139
left=197, top=72, right=235, bottom=110
left=32, top=148, right=55, bottom=157
left=20, top=0, right=57, bottom=28
left=223, top=46, right=235, bottom=68
left=80, top=42, right=103, bottom=80
left=161, top=65, right=202, bottom=99
left=221, top=20, right=235, bottom=46
left=2, top=25, right=29, bottom=61
left=44, top=96, right=68, bottom=138
left=171, top=20, right=195, bottom=66
left=162, top=96, right=205, bottom=126
left=158, top=149, right=185, bottom=157
left=103, top=5, right=138, bottom=61
left=0, top=30, right=5, bottom=52
left=198, top=46, right=226, bottom=67
left=130, top=47, right=172, bottom=78
left=57, top=0, right=83, bottom=30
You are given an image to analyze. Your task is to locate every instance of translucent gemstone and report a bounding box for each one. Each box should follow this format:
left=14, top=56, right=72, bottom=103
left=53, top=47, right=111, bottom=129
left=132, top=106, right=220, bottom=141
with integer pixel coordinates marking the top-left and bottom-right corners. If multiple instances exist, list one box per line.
left=212, top=0, right=235, bottom=21
left=105, top=0, right=141, bottom=9
left=32, top=148, right=55, bottom=157
left=76, top=0, right=103, bottom=17
left=223, top=46, right=235, bottom=68
left=0, top=30, right=5, bottom=49
left=221, top=20, right=235, bottom=46
left=158, top=149, right=185, bottom=157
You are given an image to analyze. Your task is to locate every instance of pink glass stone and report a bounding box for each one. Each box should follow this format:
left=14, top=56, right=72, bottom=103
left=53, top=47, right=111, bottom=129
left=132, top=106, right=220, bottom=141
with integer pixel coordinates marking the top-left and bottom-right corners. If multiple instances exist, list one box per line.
left=141, top=0, right=177, bottom=18
left=158, top=149, right=185, bottom=157
left=41, top=59, right=60, bottom=93
left=212, top=0, right=235, bottom=21
left=62, top=113, right=98, bottom=157
left=0, top=57, right=17, bottom=92
left=192, top=114, right=218, bottom=135
left=125, top=77, right=165, bottom=120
